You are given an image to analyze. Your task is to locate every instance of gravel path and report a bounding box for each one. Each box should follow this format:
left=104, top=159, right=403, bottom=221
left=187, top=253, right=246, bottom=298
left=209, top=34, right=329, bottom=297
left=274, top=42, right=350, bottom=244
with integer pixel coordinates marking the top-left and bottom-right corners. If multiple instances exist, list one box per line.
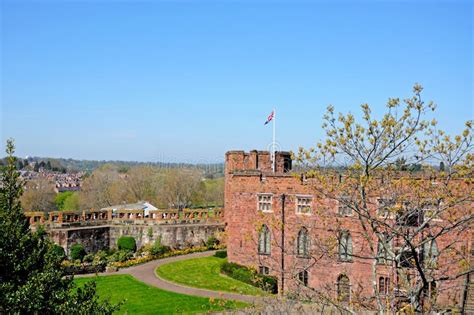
left=78, top=250, right=267, bottom=304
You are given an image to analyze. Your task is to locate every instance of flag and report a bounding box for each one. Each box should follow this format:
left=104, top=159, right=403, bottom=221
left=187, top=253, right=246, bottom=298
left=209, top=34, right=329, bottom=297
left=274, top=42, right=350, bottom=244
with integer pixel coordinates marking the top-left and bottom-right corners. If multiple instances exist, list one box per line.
left=264, top=111, right=274, bottom=125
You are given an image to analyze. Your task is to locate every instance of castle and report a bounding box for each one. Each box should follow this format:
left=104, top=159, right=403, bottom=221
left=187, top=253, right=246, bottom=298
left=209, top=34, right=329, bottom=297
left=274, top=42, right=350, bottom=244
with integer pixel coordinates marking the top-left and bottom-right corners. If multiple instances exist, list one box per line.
left=224, top=150, right=472, bottom=311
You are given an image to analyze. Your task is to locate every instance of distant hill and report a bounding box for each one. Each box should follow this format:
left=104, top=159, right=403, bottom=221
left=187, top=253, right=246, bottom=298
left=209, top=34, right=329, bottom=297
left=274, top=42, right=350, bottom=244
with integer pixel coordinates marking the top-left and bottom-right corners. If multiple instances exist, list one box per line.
left=0, top=156, right=224, bottom=178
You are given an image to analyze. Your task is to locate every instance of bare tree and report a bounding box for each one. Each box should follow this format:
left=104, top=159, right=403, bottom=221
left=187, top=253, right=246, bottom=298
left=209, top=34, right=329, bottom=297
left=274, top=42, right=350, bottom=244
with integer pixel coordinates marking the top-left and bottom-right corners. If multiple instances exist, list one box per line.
left=20, top=178, right=56, bottom=212
left=159, top=168, right=202, bottom=209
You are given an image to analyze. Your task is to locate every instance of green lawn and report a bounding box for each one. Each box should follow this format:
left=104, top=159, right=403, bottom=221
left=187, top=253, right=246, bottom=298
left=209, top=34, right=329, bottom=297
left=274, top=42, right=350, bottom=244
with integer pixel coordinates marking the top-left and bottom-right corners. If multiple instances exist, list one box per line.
left=155, top=256, right=266, bottom=296
left=74, top=275, right=247, bottom=314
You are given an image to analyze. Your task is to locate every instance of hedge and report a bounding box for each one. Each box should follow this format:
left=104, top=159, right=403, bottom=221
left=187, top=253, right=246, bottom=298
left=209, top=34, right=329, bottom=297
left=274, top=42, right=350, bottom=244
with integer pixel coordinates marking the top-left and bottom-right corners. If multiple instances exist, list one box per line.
left=214, top=250, right=227, bottom=258
left=220, top=261, right=278, bottom=293
left=117, top=236, right=137, bottom=252
left=70, top=243, right=86, bottom=261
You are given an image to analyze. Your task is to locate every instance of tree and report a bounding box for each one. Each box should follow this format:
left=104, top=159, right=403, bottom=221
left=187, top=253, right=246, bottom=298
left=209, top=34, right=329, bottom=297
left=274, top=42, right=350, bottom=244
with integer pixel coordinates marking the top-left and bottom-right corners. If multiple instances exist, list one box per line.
left=294, top=85, right=473, bottom=312
left=20, top=178, right=57, bottom=212
left=62, top=192, right=80, bottom=211
left=0, top=139, right=120, bottom=314
left=159, top=168, right=202, bottom=209
left=79, top=164, right=124, bottom=210
left=55, top=191, right=74, bottom=210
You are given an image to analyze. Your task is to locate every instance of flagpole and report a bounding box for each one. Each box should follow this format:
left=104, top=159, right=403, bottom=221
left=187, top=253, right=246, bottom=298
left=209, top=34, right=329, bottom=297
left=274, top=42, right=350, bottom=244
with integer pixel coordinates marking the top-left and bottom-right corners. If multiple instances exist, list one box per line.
left=272, top=108, right=276, bottom=173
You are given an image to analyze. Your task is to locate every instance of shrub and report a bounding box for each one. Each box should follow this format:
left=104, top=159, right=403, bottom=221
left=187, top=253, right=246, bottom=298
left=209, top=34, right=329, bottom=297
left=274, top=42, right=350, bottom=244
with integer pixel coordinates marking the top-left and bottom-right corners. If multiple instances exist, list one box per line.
left=117, top=236, right=137, bottom=252
left=92, top=250, right=108, bottom=265
left=205, top=236, right=220, bottom=249
left=107, top=250, right=133, bottom=263
left=50, top=244, right=66, bottom=260
left=83, top=253, right=95, bottom=263
left=150, top=238, right=171, bottom=256
left=70, top=243, right=86, bottom=261
left=214, top=250, right=227, bottom=258
left=221, top=262, right=278, bottom=294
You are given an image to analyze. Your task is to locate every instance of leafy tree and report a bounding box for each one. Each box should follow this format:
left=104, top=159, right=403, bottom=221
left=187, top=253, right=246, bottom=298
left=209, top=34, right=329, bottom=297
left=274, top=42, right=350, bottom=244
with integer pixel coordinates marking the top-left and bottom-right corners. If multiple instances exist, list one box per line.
left=55, top=191, right=74, bottom=210
left=0, top=139, right=120, bottom=314
left=62, top=192, right=80, bottom=211
left=294, top=85, right=472, bottom=312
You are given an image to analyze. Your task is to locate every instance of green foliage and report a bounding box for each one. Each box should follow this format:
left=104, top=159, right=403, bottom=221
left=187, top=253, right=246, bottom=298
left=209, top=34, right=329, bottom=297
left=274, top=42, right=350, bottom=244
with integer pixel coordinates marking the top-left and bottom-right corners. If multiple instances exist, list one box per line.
left=55, top=191, right=74, bottom=210
left=221, top=262, right=278, bottom=294
left=149, top=238, right=171, bottom=256
left=205, top=236, right=220, bottom=249
left=214, top=250, right=227, bottom=258
left=50, top=244, right=66, bottom=261
left=117, top=236, right=137, bottom=252
left=70, top=243, right=87, bottom=261
left=0, top=139, right=120, bottom=314
left=107, top=250, right=133, bottom=263
left=83, top=253, right=95, bottom=263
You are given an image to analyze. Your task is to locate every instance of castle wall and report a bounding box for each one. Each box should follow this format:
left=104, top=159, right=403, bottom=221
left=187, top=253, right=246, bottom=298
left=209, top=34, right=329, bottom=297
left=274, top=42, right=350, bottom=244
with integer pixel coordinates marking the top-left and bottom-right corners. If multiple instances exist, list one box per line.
left=224, top=150, right=470, bottom=310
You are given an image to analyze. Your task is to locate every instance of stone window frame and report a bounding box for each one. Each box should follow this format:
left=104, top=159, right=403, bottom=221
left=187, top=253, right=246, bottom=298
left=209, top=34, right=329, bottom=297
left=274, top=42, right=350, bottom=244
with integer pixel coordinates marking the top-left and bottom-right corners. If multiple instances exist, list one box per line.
left=338, top=197, right=353, bottom=217
left=258, top=224, right=271, bottom=255
left=338, top=230, right=353, bottom=262
left=298, top=270, right=309, bottom=287
left=295, top=195, right=312, bottom=215
left=296, top=227, right=310, bottom=258
left=336, top=274, right=351, bottom=303
left=376, top=232, right=393, bottom=265
left=378, top=276, right=390, bottom=295
left=257, top=193, right=273, bottom=213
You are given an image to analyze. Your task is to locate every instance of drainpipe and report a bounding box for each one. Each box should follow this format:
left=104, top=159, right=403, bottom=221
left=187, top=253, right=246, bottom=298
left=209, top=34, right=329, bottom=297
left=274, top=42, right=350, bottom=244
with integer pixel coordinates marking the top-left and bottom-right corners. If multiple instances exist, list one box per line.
left=281, top=194, right=286, bottom=294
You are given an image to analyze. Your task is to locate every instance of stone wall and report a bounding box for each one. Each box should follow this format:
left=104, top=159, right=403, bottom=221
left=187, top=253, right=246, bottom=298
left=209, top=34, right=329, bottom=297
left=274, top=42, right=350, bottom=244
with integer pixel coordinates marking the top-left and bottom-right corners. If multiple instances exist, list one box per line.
left=48, top=223, right=225, bottom=254
left=48, top=226, right=110, bottom=255
left=109, top=223, right=225, bottom=249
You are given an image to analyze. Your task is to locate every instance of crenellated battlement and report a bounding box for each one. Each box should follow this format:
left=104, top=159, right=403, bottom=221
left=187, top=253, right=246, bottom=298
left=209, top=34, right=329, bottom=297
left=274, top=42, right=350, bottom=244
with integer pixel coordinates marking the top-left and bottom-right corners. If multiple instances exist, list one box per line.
left=225, top=150, right=292, bottom=174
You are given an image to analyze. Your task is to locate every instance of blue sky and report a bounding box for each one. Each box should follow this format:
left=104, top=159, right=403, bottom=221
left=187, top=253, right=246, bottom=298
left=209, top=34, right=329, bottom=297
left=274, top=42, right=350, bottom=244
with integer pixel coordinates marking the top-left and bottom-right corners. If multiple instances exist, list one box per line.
left=1, top=1, right=472, bottom=163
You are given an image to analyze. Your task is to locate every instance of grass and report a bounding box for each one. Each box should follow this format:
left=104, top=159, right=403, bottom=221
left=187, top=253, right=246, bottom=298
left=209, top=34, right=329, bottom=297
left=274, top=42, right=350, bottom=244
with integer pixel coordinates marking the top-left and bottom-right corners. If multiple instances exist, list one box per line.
left=74, top=275, right=247, bottom=314
left=155, top=256, right=266, bottom=296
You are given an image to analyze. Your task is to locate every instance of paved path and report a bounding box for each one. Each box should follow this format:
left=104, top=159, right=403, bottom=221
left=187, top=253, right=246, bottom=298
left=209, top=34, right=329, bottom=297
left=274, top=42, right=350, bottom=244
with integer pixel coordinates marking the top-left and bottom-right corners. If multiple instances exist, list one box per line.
left=79, top=251, right=267, bottom=304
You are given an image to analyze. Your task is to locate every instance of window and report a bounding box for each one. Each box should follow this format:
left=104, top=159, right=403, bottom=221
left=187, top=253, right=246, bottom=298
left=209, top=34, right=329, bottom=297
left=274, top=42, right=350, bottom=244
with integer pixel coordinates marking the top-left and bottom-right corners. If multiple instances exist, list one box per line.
left=258, top=225, right=271, bottom=255
left=400, top=250, right=415, bottom=268
left=258, top=194, right=273, bottom=212
left=377, top=233, right=392, bottom=264
left=423, top=239, right=439, bottom=268
left=337, top=274, right=350, bottom=303
left=377, top=198, right=394, bottom=218
left=378, top=276, right=390, bottom=295
left=259, top=266, right=270, bottom=275
left=338, top=231, right=353, bottom=261
left=296, top=196, right=312, bottom=214
left=297, top=228, right=310, bottom=257
left=338, top=198, right=352, bottom=216
left=298, top=270, right=309, bottom=286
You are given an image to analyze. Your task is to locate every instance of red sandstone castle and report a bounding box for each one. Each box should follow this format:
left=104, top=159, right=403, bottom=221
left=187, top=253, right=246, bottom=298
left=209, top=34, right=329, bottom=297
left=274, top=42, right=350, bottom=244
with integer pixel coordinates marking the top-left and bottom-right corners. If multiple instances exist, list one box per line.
left=224, top=150, right=472, bottom=312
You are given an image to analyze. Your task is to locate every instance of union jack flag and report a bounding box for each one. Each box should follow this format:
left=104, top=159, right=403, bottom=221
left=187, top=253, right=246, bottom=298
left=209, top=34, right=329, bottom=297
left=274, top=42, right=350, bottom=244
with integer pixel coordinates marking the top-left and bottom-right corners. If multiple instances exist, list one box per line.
left=264, top=111, right=274, bottom=125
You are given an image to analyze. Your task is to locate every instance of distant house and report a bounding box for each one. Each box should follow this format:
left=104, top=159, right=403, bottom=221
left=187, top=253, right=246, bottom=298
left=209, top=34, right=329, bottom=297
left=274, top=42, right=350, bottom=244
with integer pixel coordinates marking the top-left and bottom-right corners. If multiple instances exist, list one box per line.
left=101, top=201, right=158, bottom=217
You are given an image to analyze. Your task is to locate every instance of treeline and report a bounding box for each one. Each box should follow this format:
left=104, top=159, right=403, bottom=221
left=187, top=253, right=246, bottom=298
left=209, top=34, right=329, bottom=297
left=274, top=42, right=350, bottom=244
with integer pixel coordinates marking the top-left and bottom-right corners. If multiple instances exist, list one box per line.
left=20, top=164, right=224, bottom=212
left=0, top=156, right=224, bottom=177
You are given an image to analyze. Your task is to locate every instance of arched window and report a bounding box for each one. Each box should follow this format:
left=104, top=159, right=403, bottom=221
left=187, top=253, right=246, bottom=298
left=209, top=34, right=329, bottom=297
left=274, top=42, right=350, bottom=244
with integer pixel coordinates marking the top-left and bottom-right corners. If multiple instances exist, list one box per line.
left=378, top=276, right=390, bottom=295
left=298, top=270, right=309, bottom=286
left=258, top=225, right=271, bottom=255
left=424, top=239, right=439, bottom=267
left=338, top=231, right=353, bottom=261
left=377, top=233, right=392, bottom=264
left=297, top=228, right=309, bottom=257
left=337, top=274, right=350, bottom=303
